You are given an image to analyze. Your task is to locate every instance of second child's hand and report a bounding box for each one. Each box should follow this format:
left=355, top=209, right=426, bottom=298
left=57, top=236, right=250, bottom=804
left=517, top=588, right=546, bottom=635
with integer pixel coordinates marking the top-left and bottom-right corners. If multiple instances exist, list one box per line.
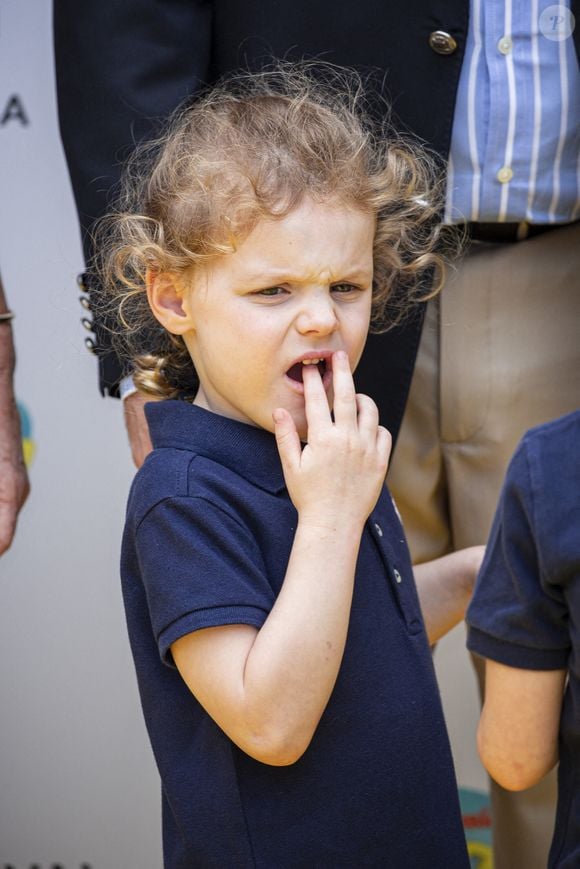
left=273, top=350, right=391, bottom=529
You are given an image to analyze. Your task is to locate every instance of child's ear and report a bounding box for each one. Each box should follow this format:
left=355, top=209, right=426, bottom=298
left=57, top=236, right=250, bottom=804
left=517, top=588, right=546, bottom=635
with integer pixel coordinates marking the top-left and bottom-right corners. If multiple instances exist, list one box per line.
left=146, top=268, right=193, bottom=335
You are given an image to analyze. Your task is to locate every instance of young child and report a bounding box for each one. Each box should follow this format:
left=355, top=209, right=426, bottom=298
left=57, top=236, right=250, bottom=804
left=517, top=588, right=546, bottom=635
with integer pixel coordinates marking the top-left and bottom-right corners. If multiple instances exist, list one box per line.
left=467, top=409, right=580, bottom=868
left=100, top=67, right=476, bottom=867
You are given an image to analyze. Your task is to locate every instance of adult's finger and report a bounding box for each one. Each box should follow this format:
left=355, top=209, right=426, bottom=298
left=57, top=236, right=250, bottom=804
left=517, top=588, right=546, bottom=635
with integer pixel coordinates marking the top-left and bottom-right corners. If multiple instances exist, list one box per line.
left=0, top=458, right=29, bottom=556
left=0, top=501, right=17, bottom=555
left=330, top=351, right=357, bottom=429
left=0, top=457, right=30, bottom=555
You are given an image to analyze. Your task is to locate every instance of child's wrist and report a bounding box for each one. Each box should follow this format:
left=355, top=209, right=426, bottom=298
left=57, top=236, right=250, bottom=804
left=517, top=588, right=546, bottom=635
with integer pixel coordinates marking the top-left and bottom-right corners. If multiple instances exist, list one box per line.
left=297, top=509, right=365, bottom=540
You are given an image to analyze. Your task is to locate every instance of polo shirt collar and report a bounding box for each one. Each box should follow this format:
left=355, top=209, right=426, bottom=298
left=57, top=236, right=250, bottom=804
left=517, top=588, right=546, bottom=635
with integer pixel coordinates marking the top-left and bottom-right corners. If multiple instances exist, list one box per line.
left=145, top=400, right=286, bottom=494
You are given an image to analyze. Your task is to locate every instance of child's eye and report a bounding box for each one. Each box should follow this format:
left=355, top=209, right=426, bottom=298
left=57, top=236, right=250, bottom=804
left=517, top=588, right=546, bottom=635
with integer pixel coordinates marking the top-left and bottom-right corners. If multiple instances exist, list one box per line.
left=331, top=283, right=363, bottom=295
left=255, top=286, right=288, bottom=297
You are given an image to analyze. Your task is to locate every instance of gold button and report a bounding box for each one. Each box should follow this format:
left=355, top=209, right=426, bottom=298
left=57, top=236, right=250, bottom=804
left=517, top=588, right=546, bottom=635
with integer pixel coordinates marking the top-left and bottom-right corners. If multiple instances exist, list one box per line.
left=497, top=166, right=513, bottom=184
left=81, top=317, right=94, bottom=332
left=79, top=295, right=91, bottom=310
left=498, top=35, right=512, bottom=54
left=428, top=31, right=458, bottom=55
left=76, top=272, right=87, bottom=291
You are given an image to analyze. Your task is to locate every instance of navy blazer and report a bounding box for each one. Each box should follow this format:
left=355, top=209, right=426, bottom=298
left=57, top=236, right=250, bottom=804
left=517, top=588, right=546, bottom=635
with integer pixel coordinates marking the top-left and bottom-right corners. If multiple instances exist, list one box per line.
left=53, top=0, right=580, bottom=441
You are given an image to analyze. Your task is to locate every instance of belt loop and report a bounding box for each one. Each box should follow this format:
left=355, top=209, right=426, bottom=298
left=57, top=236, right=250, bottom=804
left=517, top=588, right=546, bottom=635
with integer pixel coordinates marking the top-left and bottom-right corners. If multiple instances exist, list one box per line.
left=516, top=221, right=529, bottom=241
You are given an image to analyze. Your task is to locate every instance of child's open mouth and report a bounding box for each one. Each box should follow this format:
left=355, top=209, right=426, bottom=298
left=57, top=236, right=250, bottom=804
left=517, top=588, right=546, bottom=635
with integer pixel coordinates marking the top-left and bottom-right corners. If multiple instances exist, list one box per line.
left=286, top=358, right=328, bottom=384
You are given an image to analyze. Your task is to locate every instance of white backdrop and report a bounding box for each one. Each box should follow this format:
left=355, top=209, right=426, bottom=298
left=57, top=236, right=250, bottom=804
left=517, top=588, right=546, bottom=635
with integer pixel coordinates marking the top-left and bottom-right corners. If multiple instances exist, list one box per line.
left=0, top=3, right=487, bottom=867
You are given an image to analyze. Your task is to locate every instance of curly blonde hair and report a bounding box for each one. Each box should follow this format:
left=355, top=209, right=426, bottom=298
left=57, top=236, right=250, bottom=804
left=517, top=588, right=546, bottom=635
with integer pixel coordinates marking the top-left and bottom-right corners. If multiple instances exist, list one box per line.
left=96, top=64, right=457, bottom=399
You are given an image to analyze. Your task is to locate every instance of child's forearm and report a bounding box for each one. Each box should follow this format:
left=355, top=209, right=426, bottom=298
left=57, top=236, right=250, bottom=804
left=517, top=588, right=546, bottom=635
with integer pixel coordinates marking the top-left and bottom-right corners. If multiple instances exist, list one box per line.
left=175, top=514, right=364, bottom=765
left=414, top=546, right=484, bottom=644
left=172, top=514, right=364, bottom=766
left=478, top=659, right=566, bottom=790
left=239, top=515, right=363, bottom=762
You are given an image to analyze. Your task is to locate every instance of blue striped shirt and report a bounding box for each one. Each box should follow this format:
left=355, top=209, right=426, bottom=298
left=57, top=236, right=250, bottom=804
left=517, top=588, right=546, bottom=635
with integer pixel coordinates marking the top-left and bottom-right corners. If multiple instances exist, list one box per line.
left=445, top=0, right=580, bottom=224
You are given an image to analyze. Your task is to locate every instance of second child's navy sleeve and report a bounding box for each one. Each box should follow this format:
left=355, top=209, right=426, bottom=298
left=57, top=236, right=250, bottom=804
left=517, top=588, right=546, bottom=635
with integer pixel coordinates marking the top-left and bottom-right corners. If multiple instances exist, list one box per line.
left=134, top=496, right=275, bottom=666
left=466, top=438, right=570, bottom=671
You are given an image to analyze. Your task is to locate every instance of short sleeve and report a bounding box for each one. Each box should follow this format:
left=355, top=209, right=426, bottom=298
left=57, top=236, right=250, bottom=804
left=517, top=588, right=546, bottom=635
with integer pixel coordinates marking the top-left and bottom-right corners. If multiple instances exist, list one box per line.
left=135, top=497, right=275, bottom=665
left=467, top=441, right=570, bottom=670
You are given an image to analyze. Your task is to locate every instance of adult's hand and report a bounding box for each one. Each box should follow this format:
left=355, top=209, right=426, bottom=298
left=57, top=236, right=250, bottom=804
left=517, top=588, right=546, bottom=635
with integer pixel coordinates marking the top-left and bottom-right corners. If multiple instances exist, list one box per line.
left=123, top=390, right=159, bottom=468
left=0, top=322, right=30, bottom=555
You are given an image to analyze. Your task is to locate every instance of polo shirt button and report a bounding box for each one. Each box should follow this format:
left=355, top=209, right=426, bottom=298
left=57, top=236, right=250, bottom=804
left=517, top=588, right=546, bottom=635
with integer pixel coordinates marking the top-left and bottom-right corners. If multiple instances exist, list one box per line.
left=394, top=569, right=403, bottom=584
left=373, top=522, right=383, bottom=537
left=498, top=35, right=512, bottom=54
left=428, top=31, right=458, bottom=55
left=497, top=166, right=513, bottom=183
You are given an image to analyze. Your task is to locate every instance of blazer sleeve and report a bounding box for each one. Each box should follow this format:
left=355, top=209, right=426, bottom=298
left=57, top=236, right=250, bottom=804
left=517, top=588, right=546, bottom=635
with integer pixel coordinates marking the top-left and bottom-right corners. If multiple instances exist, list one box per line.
left=53, top=0, right=212, bottom=395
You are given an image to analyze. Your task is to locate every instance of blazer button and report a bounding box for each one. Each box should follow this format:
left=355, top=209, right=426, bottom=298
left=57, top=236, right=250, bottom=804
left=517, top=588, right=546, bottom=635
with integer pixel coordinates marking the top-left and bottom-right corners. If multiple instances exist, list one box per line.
left=84, top=337, right=97, bottom=354
left=429, top=30, right=458, bottom=55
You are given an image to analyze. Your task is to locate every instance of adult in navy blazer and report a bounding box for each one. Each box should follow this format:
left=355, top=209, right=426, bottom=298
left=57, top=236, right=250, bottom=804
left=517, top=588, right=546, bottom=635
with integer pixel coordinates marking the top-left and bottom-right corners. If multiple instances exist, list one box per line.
left=53, top=0, right=475, bottom=451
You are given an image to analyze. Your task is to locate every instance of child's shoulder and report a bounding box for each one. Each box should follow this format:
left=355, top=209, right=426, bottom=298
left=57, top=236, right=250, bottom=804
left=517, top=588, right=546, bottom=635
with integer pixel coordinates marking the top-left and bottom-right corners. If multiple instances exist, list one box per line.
left=126, top=445, right=196, bottom=530
left=127, top=399, right=286, bottom=534
left=128, top=443, right=248, bottom=524
left=517, top=409, right=580, bottom=483
left=522, top=408, right=580, bottom=450
left=507, top=410, right=580, bottom=561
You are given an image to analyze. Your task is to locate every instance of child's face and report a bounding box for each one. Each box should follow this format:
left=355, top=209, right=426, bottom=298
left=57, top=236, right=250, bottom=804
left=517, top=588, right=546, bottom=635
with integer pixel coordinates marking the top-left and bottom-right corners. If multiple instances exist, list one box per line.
left=174, top=198, right=374, bottom=439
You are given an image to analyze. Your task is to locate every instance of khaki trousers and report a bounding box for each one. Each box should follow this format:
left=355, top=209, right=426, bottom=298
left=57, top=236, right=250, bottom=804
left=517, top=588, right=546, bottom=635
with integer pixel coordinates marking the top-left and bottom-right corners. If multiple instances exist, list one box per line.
left=387, top=222, right=580, bottom=869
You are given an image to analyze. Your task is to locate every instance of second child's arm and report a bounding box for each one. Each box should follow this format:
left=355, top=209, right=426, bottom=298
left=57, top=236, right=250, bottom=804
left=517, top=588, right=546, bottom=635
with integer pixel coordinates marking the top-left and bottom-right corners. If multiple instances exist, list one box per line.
left=172, top=352, right=391, bottom=766
left=477, top=661, right=566, bottom=791
left=414, top=546, right=484, bottom=644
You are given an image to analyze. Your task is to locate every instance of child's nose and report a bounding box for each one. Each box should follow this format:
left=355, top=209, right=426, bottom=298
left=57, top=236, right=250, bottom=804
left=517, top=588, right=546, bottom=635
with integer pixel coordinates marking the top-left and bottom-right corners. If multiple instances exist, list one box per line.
left=295, top=294, right=339, bottom=335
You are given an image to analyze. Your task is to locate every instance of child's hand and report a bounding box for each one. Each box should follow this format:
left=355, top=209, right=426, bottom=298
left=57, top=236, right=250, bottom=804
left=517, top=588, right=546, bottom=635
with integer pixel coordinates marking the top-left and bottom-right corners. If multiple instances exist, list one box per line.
left=273, top=351, right=391, bottom=530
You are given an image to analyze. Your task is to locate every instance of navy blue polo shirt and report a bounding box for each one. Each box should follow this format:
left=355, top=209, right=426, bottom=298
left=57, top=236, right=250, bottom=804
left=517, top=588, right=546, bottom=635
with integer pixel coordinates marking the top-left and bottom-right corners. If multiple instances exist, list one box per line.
left=467, top=410, right=580, bottom=868
left=121, top=400, right=469, bottom=869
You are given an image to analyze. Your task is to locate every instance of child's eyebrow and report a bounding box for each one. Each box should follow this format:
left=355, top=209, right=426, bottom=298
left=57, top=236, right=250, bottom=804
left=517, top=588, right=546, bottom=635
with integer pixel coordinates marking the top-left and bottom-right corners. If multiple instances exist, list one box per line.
left=239, top=267, right=373, bottom=287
